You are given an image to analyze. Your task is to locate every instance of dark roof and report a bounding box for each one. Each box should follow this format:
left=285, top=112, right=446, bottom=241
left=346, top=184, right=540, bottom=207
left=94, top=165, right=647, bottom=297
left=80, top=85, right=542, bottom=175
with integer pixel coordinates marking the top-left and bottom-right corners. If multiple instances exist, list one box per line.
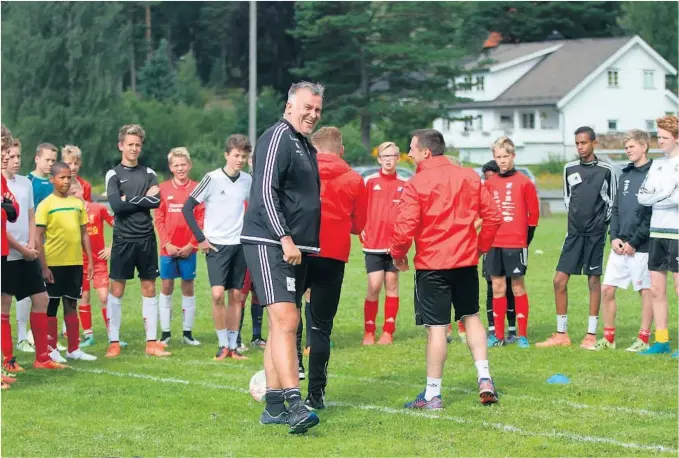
left=455, top=36, right=632, bottom=109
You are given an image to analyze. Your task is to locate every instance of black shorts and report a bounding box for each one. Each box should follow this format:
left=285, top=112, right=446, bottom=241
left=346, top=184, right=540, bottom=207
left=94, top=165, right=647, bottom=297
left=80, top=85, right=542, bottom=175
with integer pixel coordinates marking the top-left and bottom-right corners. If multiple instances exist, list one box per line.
left=648, top=238, right=679, bottom=273
left=109, top=234, right=159, bottom=281
left=414, top=266, right=479, bottom=326
left=243, top=244, right=308, bottom=307
left=484, top=247, right=527, bottom=278
left=556, top=233, right=605, bottom=276
left=364, top=252, right=398, bottom=274
left=1, top=258, right=47, bottom=300
left=46, top=265, right=83, bottom=300
left=206, top=244, right=247, bottom=289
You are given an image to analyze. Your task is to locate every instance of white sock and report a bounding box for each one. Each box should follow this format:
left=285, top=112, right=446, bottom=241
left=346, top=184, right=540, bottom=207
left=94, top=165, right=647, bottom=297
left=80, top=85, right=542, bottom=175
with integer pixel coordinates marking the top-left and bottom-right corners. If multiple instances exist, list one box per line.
left=182, top=296, right=196, bottom=331
left=108, top=294, right=122, bottom=342
left=142, top=296, right=159, bottom=341
left=216, top=329, right=229, bottom=348
left=475, top=360, right=491, bottom=381
left=227, top=330, right=239, bottom=350
left=587, top=316, right=598, bottom=335
left=16, top=297, right=31, bottom=342
left=159, top=293, right=172, bottom=333
left=424, top=377, right=442, bottom=401
left=557, top=315, right=568, bottom=333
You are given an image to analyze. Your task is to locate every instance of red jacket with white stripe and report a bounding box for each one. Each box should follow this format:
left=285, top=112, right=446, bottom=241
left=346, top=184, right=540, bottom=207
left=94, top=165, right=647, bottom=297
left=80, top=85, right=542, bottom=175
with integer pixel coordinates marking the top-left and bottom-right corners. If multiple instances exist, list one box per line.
left=314, top=153, right=367, bottom=262
left=391, top=156, right=501, bottom=270
left=361, top=169, right=407, bottom=253
left=1, top=174, right=19, bottom=257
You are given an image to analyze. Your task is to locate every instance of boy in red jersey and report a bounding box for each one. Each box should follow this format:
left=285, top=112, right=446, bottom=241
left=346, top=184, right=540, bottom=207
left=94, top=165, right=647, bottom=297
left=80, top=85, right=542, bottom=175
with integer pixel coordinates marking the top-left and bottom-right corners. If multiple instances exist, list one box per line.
left=484, top=137, right=539, bottom=348
left=361, top=141, right=407, bottom=345
left=69, top=179, right=114, bottom=347
left=156, top=147, right=204, bottom=346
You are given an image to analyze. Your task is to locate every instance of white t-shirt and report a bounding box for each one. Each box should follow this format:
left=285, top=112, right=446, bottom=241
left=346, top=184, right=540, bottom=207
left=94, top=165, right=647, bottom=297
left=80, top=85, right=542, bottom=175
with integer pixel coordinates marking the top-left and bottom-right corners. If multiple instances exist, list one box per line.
left=5, top=174, right=34, bottom=261
left=190, top=168, right=252, bottom=245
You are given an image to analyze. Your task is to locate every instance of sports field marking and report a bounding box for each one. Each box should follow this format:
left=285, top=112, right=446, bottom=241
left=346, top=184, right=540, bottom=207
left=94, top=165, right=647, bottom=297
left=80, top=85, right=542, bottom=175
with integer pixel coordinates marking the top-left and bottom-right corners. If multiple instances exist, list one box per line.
left=179, top=359, right=677, bottom=419
left=73, top=367, right=677, bottom=453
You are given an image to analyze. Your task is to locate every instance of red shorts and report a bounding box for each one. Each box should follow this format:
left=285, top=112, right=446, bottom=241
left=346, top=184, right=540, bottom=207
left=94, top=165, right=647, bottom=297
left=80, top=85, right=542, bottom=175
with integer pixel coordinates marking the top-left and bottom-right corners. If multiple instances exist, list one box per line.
left=83, top=261, right=109, bottom=291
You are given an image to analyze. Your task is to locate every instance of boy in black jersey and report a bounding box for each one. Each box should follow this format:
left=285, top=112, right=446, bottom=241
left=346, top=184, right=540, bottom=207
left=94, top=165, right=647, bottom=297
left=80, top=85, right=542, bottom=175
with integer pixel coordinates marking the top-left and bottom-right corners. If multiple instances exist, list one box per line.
left=105, top=124, right=169, bottom=358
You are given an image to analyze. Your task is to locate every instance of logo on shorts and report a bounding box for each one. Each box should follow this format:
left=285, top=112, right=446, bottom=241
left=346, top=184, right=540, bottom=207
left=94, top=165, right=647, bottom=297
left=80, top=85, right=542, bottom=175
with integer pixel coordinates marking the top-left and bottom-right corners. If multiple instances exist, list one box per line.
left=286, top=277, right=296, bottom=292
left=513, top=267, right=521, bottom=274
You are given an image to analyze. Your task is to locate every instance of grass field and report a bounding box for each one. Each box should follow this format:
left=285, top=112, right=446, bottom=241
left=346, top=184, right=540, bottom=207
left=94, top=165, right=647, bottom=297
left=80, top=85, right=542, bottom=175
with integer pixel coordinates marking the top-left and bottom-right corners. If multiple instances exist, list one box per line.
left=2, top=214, right=677, bottom=457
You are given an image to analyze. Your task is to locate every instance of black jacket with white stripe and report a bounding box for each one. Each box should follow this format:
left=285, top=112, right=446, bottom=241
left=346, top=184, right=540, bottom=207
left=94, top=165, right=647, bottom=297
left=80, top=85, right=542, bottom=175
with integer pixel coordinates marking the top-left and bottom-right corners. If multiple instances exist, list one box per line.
left=106, top=163, right=160, bottom=239
left=241, top=118, right=321, bottom=253
left=563, top=156, right=616, bottom=236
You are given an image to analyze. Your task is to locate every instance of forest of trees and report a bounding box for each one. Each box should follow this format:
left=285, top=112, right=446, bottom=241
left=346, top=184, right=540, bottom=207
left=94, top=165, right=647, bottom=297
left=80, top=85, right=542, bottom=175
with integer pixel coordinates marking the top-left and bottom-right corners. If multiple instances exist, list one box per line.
left=1, top=1, right=677, bottom=178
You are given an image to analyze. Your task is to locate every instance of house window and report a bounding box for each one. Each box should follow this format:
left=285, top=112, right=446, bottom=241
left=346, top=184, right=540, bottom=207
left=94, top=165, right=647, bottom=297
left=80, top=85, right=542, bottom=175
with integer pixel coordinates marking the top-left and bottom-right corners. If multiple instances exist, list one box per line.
left=607, top=70, right=619, bottom=88
left=521, top=113, right=535, bottom=129
left=645, top=120, right=655, bottom=131
left=464, top=118, right=474, bottom=131
left=608, top=119, right=618, bottom=131
left=477, top=115, right=484, bottom=131
left=442, top=119, right=451, bottom=131
left=643, top=70, right=655, bottom=89
left=475, top=76, right=485, bottom=91
left=463, top=75, right=472, bottom=92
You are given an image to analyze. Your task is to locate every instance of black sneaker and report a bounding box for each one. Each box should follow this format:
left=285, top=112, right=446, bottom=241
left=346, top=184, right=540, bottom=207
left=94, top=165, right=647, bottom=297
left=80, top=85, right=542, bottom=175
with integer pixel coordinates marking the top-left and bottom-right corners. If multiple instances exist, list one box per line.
left=287, top=403, right=319, bottom=434
left=260, top=408, right=289, bottom=425
left=304, top=393, right=325, bottom=411
left=298, top=362, right=306, bottom=380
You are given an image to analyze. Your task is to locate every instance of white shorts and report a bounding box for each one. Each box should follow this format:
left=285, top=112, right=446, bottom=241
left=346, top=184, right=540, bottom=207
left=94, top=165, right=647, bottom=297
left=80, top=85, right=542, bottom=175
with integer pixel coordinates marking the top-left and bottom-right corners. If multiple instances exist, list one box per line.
left=602, top=250, right=651, bottom=291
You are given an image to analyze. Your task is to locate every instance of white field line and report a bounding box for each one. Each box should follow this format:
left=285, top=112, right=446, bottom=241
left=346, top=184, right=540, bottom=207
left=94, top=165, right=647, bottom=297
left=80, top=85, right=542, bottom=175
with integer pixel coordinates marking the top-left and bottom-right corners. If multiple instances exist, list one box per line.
left=179, top=359, right=677, bottom=419
left=74, top=367, right=678, bottom=454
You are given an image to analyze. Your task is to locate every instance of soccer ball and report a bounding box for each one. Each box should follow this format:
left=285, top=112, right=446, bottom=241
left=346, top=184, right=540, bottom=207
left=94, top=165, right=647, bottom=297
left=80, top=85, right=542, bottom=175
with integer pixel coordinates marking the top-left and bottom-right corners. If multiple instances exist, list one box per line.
left=249, top=370, right=266, bottom=402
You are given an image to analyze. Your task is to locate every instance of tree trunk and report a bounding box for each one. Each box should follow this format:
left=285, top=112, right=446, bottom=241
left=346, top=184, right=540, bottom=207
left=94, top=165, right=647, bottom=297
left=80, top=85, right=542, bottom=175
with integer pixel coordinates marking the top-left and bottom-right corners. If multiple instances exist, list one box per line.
left=360, top=56, right=371, bottom=151
left=129, top=37, right=136, bottom=93
left=145, top=4, right=152, bottom=62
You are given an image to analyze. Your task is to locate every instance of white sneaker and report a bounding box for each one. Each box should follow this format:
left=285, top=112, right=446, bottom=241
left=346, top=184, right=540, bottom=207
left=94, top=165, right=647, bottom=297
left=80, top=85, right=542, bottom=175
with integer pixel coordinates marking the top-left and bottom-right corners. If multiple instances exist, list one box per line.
left=237, top=343, right=249, bottom=353
left=160, top=336, right=171, bottom=346
left=27, top=329, right=35, bottom=346
left=49, top=348, right=67, bottom=363
left=16, top=340, right=36, bottom=353
left=56, top=342, right=67, bottom=352
left=66, top=349, right=97, bottom=361
left=181, top=335, right=201, bottom=346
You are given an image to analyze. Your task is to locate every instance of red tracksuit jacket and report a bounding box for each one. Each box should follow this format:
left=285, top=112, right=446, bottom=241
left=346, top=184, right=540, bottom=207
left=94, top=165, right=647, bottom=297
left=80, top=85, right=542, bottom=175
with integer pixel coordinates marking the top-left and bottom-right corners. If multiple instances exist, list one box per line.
left=362, top=169, right=407, bottom=253
left=1, top=174, right=19, bottom=257
left=155, top=179, right=205, bottom=256
left=315, top=153, right=367, bottom=262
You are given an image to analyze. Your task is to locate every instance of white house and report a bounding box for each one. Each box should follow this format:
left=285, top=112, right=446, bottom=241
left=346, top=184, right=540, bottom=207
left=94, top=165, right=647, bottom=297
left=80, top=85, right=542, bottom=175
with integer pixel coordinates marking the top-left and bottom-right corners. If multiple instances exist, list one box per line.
left=434, top=35, right=679, bottom=164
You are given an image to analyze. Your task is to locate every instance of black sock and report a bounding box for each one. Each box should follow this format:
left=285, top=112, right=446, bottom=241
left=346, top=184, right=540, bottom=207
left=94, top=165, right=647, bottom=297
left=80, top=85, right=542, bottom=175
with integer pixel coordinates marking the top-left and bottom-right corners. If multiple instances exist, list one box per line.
left=183, top=330, right=193, bottom=339
left=265, top=389, right=286, bottom=415
left=284, top=387, right=302, bottom=407
left=252, top=334, right=262, bottom=341
left=161, top=331, right=171, bottom=340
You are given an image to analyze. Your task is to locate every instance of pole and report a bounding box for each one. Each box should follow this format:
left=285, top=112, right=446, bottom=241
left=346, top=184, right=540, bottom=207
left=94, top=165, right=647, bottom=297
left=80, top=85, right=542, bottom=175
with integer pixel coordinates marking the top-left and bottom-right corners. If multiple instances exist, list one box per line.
left=248, top=0, right=257, bottom=146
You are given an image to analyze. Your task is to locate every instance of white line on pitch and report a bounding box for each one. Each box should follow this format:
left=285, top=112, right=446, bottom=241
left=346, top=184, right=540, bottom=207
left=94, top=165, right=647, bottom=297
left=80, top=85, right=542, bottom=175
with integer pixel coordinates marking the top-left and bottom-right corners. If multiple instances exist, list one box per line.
left=74, top=367, right=677, bottom=453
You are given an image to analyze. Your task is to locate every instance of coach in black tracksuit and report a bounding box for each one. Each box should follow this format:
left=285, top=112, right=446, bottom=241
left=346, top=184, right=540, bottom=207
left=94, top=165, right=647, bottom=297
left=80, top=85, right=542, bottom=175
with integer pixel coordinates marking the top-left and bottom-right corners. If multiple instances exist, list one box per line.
left=240, top=82, right=323, bottom=434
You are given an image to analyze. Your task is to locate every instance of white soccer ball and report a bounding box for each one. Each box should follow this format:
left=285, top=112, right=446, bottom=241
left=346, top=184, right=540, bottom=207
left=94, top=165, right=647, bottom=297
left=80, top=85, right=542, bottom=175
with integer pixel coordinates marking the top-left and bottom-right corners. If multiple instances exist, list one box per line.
left=249, top=370, right=267, bottom=403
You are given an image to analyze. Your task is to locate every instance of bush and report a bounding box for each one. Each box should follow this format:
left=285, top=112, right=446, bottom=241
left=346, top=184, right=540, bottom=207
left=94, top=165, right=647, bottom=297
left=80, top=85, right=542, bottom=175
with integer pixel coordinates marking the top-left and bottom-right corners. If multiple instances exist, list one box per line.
left=533, top=153, right=567, bottom=175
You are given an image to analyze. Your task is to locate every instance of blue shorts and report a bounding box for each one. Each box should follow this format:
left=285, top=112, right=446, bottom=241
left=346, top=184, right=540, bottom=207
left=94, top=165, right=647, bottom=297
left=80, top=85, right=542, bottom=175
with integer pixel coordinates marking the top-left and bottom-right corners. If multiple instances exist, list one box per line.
left=159, top=253, right=197, bottom=280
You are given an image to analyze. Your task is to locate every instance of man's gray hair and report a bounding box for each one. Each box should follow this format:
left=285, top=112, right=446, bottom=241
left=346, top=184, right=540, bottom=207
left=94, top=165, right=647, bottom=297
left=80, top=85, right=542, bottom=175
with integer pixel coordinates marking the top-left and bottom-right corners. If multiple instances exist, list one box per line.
left=287, top=81, right=325, bottom=103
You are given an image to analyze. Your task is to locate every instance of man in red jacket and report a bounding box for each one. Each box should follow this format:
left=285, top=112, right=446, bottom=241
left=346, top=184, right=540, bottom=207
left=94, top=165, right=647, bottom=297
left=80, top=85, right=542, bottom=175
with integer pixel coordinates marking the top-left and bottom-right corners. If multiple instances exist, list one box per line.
left=391, top=129, right=502, bottom=409
left=303, top=126, right=367, bottom=410
left=361, top=141, right=407, bottom=345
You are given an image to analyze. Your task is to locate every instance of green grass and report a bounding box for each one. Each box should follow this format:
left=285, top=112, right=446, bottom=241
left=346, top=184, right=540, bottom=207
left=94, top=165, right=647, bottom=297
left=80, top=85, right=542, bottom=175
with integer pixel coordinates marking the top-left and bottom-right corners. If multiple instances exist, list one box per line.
left=2, top=215, right=677, bottom=456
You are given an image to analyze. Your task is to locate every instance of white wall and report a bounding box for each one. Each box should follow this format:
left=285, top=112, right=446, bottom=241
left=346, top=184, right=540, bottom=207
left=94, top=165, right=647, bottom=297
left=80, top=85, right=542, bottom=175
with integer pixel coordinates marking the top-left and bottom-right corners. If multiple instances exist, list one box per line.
left=562, top=43, right=676, bottom=137
left=455, top=55, right=545, bottom=102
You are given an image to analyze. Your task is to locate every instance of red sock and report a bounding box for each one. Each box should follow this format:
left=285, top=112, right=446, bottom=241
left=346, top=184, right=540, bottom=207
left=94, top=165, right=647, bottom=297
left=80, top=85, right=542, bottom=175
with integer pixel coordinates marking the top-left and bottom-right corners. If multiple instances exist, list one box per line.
left=514, top=294, right=529, bottom=338
left=1, top=314, right=14, bottom=361
left=638, top=328, right=650, bottom=344
left=30, top=312, right=50, bottom=362
left=79, top=304, right=92, bottom=334
left=47, top=316, right=58, bottom=351
left=64, top=312, right=80, bottom=353
left=603, top=327, right=615, bottom=344
left=364, top=299, right=378, bottom=333
left=101, top=307, right=109, bottom=331
left=492, top=297, right=507, bottom=340
left=383, top=296, right=399, bottom=334
left=457, top=321, right=466, bottom=333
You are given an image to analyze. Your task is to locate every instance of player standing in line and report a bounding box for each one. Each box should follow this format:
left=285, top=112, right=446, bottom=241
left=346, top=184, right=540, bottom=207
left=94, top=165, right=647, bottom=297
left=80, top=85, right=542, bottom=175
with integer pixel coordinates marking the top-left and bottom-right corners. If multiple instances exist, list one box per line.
left=392, top=129, right=501, bottom=409
left=484, top=138, right=539, bottom=348
left=105, top=124, right=170, bottom=358
left=594, top=130, right=653, bottom=352
left=3, top=137, right=64, bottom=373
left=35, top=162, right=96, bottom=362
left=156, top=147, right=204, bottom=347
left=183, top=135, right=252, bottom=360
left=68, top=179, right=114, bottom=347
left=537, top=126, right=616, bottom=349
left=61, top=145, right=92, bottom=202
left=303, top=126, right=367, bottom=410
left=240, top=81, right=323, bottom=433
left=361, top=141, right=406, bottom=345
left=637, top=115, right=679, bottom=357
